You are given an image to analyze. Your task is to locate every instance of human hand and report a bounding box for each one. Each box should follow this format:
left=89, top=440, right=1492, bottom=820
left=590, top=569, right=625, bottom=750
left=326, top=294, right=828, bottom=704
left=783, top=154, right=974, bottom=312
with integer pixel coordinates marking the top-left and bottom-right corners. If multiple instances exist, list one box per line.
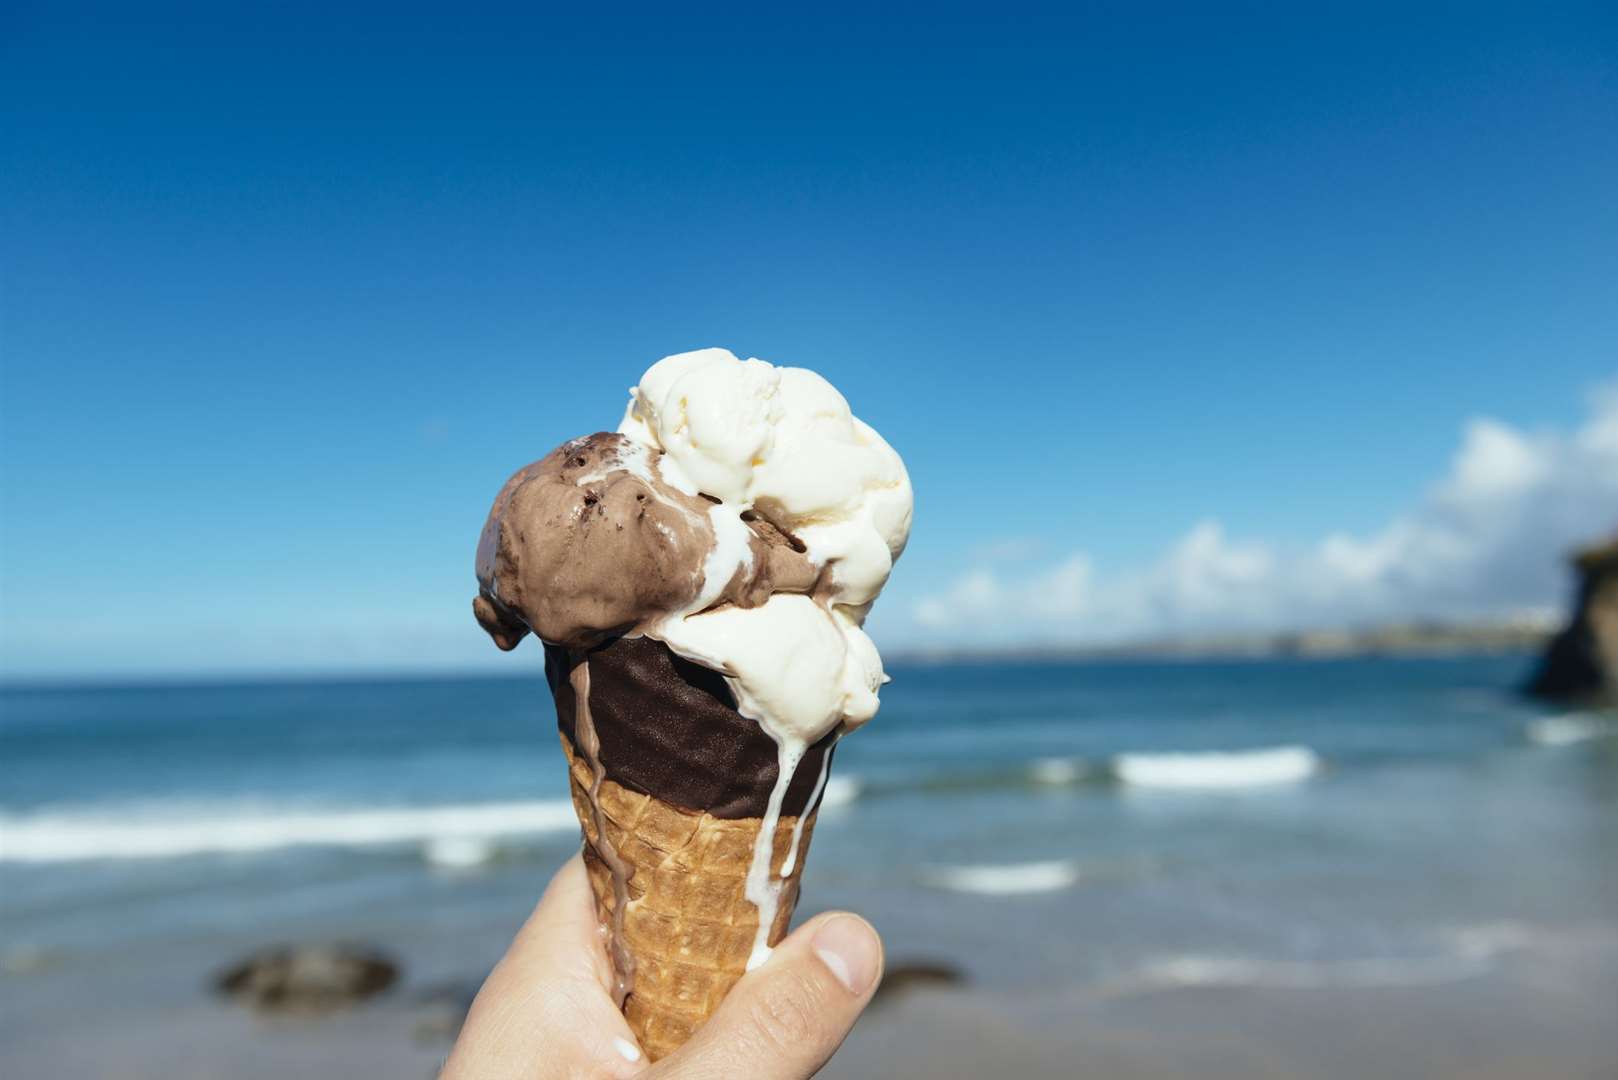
left=441, top=853, right=884, bottom=1079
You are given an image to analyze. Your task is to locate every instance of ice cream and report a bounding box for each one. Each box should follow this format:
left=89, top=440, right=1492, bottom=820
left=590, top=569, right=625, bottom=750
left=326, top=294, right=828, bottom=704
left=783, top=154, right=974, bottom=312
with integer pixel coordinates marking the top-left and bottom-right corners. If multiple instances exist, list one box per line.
left=473, top=348, right=911, bottom=1057
left=472, top=431, right=821, bottom=651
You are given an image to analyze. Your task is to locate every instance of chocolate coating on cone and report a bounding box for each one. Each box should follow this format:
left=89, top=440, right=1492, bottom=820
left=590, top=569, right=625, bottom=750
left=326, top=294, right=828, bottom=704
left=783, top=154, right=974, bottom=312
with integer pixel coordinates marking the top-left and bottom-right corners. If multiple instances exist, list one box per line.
left=546, top=637, right=836, bottom=820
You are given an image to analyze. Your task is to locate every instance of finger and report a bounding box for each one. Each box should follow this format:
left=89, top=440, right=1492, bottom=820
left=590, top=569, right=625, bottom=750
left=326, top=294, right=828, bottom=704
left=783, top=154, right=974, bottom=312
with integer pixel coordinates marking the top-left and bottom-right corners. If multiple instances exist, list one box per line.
left=506, top=851, right=617, bottom=991
left=652, top=912, right=883, bottom=1080
left=442, top=852, right=649, bottom=1079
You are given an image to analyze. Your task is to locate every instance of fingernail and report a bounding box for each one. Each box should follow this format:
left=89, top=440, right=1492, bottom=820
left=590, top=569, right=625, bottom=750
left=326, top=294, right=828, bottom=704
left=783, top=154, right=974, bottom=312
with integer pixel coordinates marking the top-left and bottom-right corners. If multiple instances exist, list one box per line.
left=613, top=1036, right=642, bottom=1063
left=812, top=915, right=880, bottom=995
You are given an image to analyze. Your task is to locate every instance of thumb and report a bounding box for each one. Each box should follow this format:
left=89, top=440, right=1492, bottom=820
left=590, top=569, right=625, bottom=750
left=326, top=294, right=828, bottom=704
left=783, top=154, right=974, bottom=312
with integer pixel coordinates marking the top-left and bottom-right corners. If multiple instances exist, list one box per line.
left=651, top=913, right=883, bottom=1079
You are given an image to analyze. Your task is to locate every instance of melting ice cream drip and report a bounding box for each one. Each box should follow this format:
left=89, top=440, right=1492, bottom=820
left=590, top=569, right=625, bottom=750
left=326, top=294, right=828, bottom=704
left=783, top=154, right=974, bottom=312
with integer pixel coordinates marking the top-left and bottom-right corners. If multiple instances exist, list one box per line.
left=780, top=744, right=834, bottom=878
left=570, top=657, right=637, bottom=1006
left=744, top=735, right=807, bottom=971
left=739, top=727, right=839, bottom=970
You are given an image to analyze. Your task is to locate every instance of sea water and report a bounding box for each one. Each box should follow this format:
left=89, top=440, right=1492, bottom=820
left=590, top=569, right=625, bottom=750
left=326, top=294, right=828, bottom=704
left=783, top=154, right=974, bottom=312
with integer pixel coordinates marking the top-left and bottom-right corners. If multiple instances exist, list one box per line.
left=3, top=654, right=1616, bottom=1002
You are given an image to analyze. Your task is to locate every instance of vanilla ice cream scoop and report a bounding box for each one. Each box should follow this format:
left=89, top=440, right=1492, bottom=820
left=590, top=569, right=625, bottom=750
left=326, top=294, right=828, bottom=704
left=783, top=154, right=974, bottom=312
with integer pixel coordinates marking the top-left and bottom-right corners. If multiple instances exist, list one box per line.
left=618, top=348, right=912, bottom=744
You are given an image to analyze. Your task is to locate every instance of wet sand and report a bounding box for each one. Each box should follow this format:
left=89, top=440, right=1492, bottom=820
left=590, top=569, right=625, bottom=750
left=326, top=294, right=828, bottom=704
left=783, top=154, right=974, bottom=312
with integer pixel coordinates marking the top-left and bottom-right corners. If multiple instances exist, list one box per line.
left=5, top=916, right=1615, bottom=1080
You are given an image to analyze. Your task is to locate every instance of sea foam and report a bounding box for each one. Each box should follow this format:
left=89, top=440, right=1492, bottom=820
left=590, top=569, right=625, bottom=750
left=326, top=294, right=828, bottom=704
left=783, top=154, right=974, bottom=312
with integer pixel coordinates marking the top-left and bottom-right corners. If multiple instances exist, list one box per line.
left=0, top=800, right=580, bottom=863
left=1131, top=951, right=1489, bottom=992
left=1112, top=745, right=1320, bottom=789
left=1029, top=757, right=1089, bottom=785
left=819, top=775, right=862, bottom=809
left=1123, top=919, right=1616, bottom=996
left=423, top=835, right=502, bottom=869
left=922, top=858, right=1080, bottom=895
left=1527, top=713, right=1617, bottom=747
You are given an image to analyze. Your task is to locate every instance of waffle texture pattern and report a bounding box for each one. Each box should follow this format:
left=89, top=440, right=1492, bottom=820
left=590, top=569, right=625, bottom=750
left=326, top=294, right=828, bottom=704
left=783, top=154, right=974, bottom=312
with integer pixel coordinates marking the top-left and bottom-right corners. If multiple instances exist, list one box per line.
left=562, top=735, right=818, bottom=1060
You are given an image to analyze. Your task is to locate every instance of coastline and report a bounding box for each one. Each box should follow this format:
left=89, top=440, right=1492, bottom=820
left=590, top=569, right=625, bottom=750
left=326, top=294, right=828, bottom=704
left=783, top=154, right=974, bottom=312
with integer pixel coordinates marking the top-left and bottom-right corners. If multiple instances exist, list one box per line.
left=890, top=618, right=1554, bottom=667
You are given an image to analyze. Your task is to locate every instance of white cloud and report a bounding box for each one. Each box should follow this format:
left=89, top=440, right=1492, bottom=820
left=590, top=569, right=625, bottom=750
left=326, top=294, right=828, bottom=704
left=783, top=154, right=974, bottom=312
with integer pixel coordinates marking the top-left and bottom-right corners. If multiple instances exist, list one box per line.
left=911, top=383, right=1618, bottom=641
left=915, top=570, right=1002, bottom=627
left=915, top=553, right=1093, bottom=628
left=1032, top=554, right=1092, bottom=618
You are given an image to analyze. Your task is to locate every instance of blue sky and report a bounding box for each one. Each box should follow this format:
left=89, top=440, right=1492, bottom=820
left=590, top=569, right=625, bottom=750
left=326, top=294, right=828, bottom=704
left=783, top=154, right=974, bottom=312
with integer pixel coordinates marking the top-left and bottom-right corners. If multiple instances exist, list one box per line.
left=3, top=3, right=1616, bottom=678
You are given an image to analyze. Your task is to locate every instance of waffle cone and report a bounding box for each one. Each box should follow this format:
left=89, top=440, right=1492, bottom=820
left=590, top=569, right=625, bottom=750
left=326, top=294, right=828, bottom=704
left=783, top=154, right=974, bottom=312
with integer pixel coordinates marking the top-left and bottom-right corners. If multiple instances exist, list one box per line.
left=562, top=734, right=819, bottom=1061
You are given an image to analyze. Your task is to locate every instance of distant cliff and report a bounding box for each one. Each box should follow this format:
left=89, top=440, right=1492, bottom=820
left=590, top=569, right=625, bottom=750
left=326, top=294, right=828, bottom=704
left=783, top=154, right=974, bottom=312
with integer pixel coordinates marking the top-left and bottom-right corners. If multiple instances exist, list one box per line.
left=1527, top=537, right=1618, bottom=705
left=896, top=616, right=1554, bottom=666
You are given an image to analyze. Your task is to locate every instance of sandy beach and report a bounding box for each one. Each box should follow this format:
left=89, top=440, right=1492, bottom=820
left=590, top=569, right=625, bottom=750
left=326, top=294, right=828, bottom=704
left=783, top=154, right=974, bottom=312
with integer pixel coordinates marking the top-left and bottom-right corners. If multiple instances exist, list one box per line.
left=6, top=890, right=1617, bottom=1079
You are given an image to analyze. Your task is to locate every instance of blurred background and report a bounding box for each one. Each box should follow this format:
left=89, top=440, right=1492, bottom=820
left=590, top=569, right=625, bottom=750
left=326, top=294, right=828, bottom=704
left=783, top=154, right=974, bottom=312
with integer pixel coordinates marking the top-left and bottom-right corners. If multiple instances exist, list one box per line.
left=3, top=4, right=1616, bottom=1078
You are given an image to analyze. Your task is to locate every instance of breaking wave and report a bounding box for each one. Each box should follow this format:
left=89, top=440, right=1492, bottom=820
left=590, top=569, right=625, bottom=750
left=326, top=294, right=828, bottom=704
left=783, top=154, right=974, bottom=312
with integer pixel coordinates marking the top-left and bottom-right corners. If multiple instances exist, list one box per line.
left=0, top=800, right=581, bottom=864
left=837, top=747, right=1325, bottom=801
left=1029, top=757, right=1090, bottom=785
left=0, top=742, right=1337, bottom=866
left=819, top=775, right=862, bottom=809
left=4, top=775, right=875, bottom=866
left=423, top=835, right=503, bottom=869
left=1112, top=920, right=1618, bottom=997
left=922, top=858, right=1081, bottom=895
left=1112, top=745, right=1321, bottom=789
left=1128, top=951, right=1490, bottom=991
left=1527, top=713, right=1617, bottom=747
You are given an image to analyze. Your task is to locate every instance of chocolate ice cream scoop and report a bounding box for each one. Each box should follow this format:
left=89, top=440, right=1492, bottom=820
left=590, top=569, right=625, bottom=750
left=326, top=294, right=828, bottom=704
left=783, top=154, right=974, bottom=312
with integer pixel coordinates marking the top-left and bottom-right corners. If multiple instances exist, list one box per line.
left=473, top=432, right=819, bottom=651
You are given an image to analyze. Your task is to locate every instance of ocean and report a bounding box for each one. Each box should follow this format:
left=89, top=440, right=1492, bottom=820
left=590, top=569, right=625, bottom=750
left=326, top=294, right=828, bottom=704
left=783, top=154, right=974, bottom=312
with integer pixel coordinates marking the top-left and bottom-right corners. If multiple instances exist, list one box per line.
left=4, top=653, right=1617, bottom=1078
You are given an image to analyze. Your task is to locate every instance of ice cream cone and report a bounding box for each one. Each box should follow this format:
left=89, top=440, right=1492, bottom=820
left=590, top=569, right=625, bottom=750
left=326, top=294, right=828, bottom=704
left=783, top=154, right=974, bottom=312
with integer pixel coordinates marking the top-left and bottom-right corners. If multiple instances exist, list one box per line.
left=561, top=734, right=818, bottom=1060
left=470, top=352, right=910, bottom=1061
